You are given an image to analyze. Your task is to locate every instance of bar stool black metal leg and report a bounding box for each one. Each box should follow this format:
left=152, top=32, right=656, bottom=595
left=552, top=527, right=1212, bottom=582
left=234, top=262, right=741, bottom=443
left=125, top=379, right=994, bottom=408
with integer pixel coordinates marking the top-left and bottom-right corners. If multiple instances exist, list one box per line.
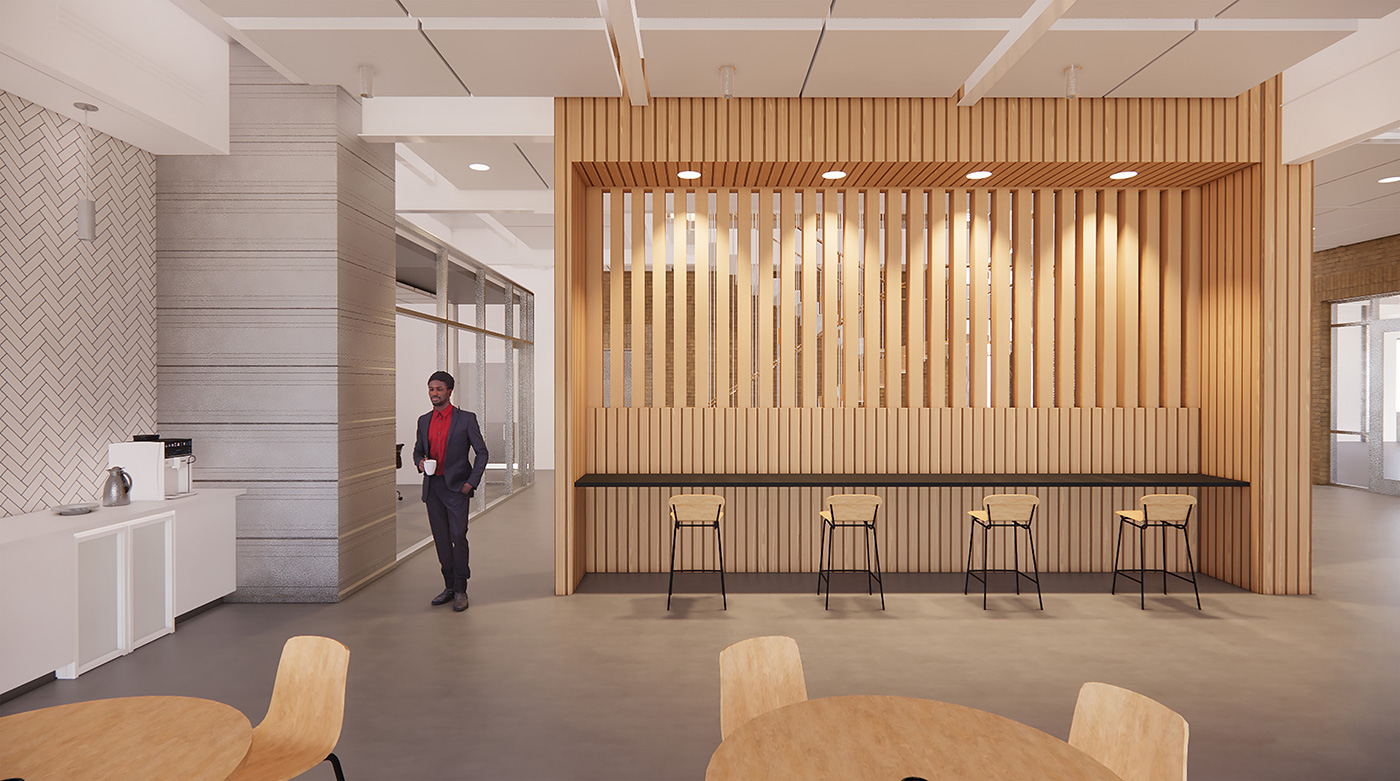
left=982, top=521, right=990, bottom=610
left=326, top=752, right=346, bottom=781
left=871, top=521, right=885, bottom=611
left=964, top=520, right=976, bottom=596
left=1161, top=523, right=1170, bottom=595
left=1110, top=517, right=1124, bottom=595
left=817, top=519, right=828, bottom=595
left=715, top=520, right=726, bottom=610
left=817, top=520, right=828, bottom=613
left=1138, top=521, right=1147, bottom=610
left=864, top=523, right=874, bottom=595
left=1182, top=523, right=1202, bottom=610
left=667, top=519, right=679, bottom=610
left=1013, top=521, right=1021, bottom=595
left=1026, top=521, right=1043, bottom=610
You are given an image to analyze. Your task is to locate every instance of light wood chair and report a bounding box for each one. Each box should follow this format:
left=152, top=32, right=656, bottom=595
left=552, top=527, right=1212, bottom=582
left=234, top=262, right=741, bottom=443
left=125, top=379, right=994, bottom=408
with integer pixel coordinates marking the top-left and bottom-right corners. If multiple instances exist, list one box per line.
left=816, top=494, right=885, bottom=610
left=1069, top=682, right=1189, bottom=781
left=1112, top=494, right=1201, bottom=609
left=667, top=494, right=726, bottom=610
left=719, top=636, right=808, bottom=740
left=230, top=635, right=350, bottom=781
left=964, top=494, right=1043, bottom=609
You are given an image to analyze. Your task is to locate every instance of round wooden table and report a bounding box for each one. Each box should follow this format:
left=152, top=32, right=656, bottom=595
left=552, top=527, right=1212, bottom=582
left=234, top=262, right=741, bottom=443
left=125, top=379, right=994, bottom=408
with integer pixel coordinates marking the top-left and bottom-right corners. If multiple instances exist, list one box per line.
left=706, top=695, right=1121, bottom=781
left=0, top=695, right=253, bottom=780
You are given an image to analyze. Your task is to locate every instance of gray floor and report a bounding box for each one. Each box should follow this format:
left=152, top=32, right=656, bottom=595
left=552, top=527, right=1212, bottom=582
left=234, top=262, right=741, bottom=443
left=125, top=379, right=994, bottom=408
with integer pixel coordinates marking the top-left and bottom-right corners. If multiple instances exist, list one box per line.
left=4, top=477, right=1398, bottom=780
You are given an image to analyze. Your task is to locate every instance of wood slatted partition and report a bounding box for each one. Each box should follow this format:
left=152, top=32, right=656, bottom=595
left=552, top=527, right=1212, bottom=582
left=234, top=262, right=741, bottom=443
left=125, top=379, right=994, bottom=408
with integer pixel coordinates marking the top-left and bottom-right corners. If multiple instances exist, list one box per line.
left=556, top=85, right=1311, bottom=596
left=596, top=187, right=1199, bottom=411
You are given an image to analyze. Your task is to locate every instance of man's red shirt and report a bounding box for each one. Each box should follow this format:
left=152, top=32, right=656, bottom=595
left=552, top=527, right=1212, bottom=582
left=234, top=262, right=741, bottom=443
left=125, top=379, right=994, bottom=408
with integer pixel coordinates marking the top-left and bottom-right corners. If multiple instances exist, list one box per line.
left=428, top=404, right=454, bottom=466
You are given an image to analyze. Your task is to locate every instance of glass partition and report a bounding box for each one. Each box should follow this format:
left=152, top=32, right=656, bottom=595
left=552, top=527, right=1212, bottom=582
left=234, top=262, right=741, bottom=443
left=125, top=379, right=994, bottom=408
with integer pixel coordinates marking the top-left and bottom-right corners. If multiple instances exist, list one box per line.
left=394, top=224, right=536, bottom=557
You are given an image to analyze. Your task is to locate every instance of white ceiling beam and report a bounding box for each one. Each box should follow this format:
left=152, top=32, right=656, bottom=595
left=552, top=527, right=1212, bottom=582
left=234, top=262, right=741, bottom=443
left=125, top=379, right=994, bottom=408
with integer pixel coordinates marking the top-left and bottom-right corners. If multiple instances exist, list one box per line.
left=958, top=0, right=1079, bottom=106
left=398, top=184, right=555, bottom=215
left=363, top=96, right=554, bottom=142
left=1282, top=9, right=1400, bottom=163
left=599, top=0, right=648, bottom=105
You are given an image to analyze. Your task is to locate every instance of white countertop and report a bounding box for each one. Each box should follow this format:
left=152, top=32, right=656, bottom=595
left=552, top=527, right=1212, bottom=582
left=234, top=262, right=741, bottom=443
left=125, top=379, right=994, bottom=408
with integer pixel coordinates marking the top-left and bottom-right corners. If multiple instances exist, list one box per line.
left=0, top=489, right=245, bottom=545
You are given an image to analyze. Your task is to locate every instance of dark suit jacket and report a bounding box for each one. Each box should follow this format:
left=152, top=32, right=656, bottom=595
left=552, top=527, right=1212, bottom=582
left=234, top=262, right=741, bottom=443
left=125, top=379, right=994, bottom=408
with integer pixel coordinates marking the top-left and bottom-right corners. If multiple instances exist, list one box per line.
left=413, top=406, right=489, bottom=503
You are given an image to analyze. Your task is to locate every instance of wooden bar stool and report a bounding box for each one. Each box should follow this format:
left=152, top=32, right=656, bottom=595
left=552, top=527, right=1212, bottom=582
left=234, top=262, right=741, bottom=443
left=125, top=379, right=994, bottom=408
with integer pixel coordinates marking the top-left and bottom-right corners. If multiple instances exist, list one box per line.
left=1112, top=494, right=1201, bottom=610
left=667, top=494, right=726, bottom=610
left=964, top=494, right=1043, bottom=610
left=816, top=494, right=884, bottom=610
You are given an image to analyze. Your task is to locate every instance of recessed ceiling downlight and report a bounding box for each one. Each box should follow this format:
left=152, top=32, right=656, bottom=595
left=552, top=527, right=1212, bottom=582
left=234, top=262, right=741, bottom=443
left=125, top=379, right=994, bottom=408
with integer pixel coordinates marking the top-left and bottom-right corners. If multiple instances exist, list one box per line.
left=1379, top=175, right=1400, bottom=184
left=823, top=170, right=847, bottom=180
left=678, top=170, right=702, bottom=179
left=1110, top=170, right=1138, bottom=180
left=966, top=170, right=992, bottom=180
left=469, top=163, right=490, bottom=171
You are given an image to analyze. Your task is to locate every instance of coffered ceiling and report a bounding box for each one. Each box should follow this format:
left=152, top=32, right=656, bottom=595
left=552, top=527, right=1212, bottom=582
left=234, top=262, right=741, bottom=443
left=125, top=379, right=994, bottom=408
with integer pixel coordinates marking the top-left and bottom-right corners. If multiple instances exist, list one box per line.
left=192, top=0, right=1400, bottom=256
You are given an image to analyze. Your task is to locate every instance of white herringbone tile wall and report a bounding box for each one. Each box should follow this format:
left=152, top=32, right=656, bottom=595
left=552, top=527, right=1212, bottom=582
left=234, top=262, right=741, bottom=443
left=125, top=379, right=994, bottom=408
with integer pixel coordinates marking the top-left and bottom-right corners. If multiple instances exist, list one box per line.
left=0, top=90, right=157, bottom=516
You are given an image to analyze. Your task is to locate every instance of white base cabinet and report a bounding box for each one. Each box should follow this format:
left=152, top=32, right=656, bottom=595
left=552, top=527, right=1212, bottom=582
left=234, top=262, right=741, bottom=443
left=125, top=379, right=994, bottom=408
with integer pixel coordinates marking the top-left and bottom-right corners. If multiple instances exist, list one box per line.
left=0, top=490, right=241, bottom=692
left=59, top=513, right=175, bottom=679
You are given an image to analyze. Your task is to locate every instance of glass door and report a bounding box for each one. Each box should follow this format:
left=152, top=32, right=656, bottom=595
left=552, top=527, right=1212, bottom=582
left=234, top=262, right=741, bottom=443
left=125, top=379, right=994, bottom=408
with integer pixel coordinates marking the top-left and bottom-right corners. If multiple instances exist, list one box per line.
left=1332, top=301, right=1368, bottom=488
left=1333, top=293, right=1400, bottom=495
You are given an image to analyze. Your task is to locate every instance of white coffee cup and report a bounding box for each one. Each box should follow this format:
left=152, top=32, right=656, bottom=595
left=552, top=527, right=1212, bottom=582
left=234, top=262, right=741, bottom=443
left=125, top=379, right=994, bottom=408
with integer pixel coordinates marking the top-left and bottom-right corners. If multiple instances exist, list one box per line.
left=422, top=459, right=438, bottom=475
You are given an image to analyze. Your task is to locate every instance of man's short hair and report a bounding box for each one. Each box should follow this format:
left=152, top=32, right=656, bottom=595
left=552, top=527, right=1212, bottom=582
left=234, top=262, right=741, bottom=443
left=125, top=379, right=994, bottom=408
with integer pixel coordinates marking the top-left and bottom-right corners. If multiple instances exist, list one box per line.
left=428, top=370, right=455, bottom=390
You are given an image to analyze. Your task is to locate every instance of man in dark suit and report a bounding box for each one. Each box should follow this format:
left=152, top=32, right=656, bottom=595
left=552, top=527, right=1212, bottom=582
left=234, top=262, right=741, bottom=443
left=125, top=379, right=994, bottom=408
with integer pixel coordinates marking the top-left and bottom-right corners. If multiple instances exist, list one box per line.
left=413, top=370, right=488, bottom=612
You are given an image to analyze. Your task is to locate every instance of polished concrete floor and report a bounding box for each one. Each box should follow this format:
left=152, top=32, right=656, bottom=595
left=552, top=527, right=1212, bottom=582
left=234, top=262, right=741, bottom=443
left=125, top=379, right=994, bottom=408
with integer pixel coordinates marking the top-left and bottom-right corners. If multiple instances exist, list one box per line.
left=3, top=478, right=1398, bottom=780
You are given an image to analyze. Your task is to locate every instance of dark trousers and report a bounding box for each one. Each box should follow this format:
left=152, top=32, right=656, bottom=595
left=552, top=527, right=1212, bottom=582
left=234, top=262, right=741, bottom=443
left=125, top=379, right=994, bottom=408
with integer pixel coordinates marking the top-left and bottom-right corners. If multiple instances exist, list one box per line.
left=425, top=475, right=471, bottom=592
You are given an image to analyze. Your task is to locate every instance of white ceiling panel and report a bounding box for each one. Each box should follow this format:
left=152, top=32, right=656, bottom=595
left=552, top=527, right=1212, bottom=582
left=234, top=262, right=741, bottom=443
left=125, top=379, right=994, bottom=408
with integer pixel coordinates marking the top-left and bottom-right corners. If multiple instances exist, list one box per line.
left=516, top=140, right=555, bottom=189
left=1314, top=146, right=1400, bottom=209
left=403, top=0, right=601, bottom=16
left=641, top=26, right=823, bottom=96
left=636, top=0, right=832, bottom=18
left=1314, top=204, right=1400, bottom=250
left=1110, top=21, right=1354, bottom=97
left=207, top=0, right=405, bottom=16
left=805, top=27, right=1008, bottom=97
left=425, top=22, right=620, bottom=96
left=1219, top=1, right=1400, bottom=18
left=1314, top=141, right=1400, bottom=185
left=407, top=138, right=551, bottom=190
left=831, top=1, right=1034, bottom=17
left=237, top=25, right=468, bottom=96
left=505, top=226, right=555, bottom=250
left=985, top=22, right=1194, bottom=98
left=1065, top=1, right=1231, bottom=17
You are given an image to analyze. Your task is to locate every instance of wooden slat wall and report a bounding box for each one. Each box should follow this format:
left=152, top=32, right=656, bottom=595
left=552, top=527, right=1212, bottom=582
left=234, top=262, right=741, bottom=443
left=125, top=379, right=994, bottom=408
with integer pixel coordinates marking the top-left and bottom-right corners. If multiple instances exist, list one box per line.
left=583, top=407, right=1200, bottom=573
left=595, top=188, right=1198, bottom=411
left=566, top=96, right=1259, bottom=166
left=1197, top=77, right=1312, bottom=595
left=557, top=86, right=1312, bottom=595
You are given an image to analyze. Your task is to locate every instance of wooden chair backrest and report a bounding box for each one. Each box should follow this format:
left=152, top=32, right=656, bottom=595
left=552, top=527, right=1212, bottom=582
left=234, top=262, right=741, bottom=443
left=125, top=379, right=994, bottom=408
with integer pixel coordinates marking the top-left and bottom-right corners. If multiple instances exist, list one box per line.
left=1141, top=494, right=1196, bottom=523
left=823, top=494, right=881, bottom=522
left=669, top=494, right=724, bottom=522
left=1069, top=682, right=1189, bottom=781
left=232, top=635, right=350, bottom=781
left=719, top=635, right=808, bottom=740
left=981, top=493, right=1039, bottom=522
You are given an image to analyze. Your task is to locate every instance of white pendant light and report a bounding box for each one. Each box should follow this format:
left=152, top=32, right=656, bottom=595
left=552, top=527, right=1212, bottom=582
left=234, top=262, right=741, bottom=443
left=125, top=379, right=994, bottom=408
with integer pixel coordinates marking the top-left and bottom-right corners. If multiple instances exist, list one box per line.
left=74, top=102, right=98, bottom=242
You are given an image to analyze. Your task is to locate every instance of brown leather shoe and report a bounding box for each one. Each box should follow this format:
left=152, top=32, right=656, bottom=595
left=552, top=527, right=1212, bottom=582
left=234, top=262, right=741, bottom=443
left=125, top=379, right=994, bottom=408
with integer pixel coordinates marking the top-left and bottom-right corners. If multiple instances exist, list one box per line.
left=452, top=592, right=469, bottom=611
left=430, top=588, right=454, bottom=606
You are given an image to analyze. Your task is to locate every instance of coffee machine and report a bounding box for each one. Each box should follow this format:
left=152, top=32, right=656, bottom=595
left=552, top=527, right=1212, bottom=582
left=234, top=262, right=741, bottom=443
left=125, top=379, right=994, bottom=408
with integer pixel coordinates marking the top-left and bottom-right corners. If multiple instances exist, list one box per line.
left=130, top=435, right=196, bottom=498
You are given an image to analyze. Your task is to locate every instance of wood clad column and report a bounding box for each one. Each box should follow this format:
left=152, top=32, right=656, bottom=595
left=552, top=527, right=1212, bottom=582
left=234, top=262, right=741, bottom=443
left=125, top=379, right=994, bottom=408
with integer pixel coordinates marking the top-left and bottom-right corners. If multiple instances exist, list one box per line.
left=1198, top=77, right=1312, bottom=595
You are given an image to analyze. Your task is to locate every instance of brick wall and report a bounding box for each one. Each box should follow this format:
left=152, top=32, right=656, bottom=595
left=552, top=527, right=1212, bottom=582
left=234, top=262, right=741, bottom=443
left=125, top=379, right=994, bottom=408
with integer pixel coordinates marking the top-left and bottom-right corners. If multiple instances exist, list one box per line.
left=1311, top=232, right=1400, bottom=484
